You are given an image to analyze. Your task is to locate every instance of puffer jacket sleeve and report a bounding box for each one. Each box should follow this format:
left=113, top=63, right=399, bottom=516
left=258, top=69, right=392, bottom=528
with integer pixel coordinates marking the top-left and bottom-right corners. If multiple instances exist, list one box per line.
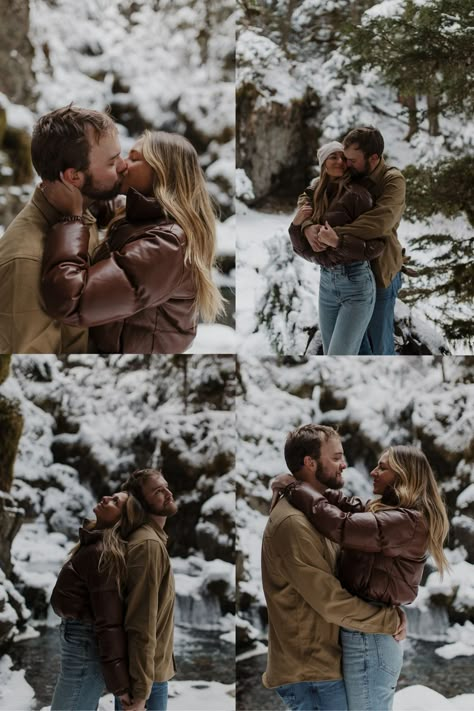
left=324, top=489, right=366, bottom=513
left=40, top=221, right=186, bottom=327
left=87, top=551, right=130, bottom=695
left=287, top=482, right=424, bottom=557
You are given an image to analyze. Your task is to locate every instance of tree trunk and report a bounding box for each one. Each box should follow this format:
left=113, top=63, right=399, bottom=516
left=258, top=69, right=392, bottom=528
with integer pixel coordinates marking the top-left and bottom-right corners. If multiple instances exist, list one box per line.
left=399, top=94, right=419, bottom=140
left=427, top=94, right=440, bottom=136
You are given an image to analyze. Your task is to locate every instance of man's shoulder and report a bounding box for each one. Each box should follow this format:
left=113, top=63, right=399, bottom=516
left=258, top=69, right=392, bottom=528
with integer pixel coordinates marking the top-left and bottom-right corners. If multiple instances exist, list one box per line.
left=0, top=200, right=47, bottom=262
left=127, top=523, right=167, bottom=548
left=381, top=164, right=405, bottom=184
left=265, top=499, right=325, bottom=544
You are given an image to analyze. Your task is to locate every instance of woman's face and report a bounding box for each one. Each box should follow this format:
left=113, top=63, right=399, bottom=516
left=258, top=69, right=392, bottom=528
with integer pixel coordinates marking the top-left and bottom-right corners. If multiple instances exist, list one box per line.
left=370, top=452, right=397, bottom=495
left=94, top=491, right=128, bottom=528
left=324, top=151, right=346, bottom=178
left=120, top=139, right=154, bottom=195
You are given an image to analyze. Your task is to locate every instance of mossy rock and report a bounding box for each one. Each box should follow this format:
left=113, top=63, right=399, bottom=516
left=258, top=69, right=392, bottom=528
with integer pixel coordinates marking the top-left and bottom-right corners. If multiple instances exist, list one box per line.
left=0, top=395, right=24, bottom=493
left=3, top=126, right=32, bottom=184
left=0, top=355, right=11, bottom=385
left=0, top=107, right=7, bottom=146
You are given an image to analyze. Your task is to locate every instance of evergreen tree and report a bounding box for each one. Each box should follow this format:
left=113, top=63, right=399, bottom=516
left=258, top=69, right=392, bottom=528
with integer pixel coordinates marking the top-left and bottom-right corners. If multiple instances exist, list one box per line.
left=403, top=157, right=474, bottom=344
left=345, top=0, right=474, bottom=131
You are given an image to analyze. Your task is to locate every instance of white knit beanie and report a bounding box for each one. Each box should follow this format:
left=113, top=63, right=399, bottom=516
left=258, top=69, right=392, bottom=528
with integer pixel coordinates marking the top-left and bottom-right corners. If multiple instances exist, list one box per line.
left=317, top=141, right=344, bottom=169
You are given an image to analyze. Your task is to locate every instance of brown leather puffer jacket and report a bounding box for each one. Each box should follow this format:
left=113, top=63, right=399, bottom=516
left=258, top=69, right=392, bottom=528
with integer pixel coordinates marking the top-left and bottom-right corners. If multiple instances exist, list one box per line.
left=286, top=483, right=429, bottom=606
left=289, top=183, right=385, bottom=267
left=50, top=527, right=130, bottom=695
left=41, top=188, right=197, bottom=354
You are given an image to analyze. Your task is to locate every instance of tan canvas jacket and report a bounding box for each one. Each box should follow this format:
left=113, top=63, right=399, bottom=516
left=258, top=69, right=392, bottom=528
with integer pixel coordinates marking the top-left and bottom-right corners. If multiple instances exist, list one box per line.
left=261, top=498, right=399, bottom=688
left=333, top=159, right=406, bottom=288
left=0, top=187, right=99, bottom=353
left=125, top=519, right=176, bottom=701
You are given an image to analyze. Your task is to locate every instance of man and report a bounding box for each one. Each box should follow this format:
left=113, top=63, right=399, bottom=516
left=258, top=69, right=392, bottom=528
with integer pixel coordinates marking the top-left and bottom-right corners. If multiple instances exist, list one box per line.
left=262, top=424, right=405, bottom=710
left=0, top=104, right=127, bottom=354
left=306, top=127, right=406, bottom=355
left=120, top=469, right=177, bottom=711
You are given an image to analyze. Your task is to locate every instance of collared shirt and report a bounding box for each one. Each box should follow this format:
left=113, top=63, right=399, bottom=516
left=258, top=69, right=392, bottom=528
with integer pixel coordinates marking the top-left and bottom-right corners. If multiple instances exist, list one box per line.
left=125, top=518, right=176, bottom=700
left=0, top=186, right=99, bottom=353
left=261, top=498, right=399, bottom=688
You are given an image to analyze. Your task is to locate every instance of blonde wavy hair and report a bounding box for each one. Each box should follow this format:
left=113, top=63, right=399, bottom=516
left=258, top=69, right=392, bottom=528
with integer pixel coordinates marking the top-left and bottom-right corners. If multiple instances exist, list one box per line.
left=367, top=445, right=450, bottom=576
left=298, top=161, right=351, bottom=224
left=140, top=130, right=225, bottom=322
left=68, top=493, right=148, bottom=594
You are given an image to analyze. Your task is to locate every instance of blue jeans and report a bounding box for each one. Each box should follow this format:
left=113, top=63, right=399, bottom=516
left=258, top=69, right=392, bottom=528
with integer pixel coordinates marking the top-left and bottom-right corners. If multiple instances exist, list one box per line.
left=275, top=679, right=348, bottom=710
left=319, top=262, right=375, bottom=355
left=115, top=681, right=168, bottom=711
left=51, top=620, right=105, bottom=710
left=359, top=271, right=402, bottom=355
left=341, top=629, right=403, bottom=710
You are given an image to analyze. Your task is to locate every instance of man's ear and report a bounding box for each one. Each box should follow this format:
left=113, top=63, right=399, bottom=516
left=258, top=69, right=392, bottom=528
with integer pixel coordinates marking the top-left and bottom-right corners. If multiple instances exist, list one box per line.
left=369, top=153, right=380, bottom=171
left=303, top=455, right=316, bottom=472
left=62, top=167, right=84, bottom=187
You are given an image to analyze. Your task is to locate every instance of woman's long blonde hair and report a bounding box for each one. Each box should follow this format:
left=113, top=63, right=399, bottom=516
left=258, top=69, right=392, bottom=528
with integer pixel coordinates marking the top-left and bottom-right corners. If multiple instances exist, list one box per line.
left=68, top=494, right=148, bottom=594
left=368, top=445, right=450, bottom=576
left=141, top=130, right=225, bottom=322
left=309, top=163, right=351, bottom=223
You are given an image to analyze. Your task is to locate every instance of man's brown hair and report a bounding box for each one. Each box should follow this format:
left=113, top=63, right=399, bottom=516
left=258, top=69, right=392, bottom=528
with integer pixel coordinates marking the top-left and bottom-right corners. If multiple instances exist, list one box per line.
left=284, top=424, right=339, bottom=475
left=31, top=104, right=116, bottom=180
left=121, top=468, right=162, bottom=513
left=343, top=126, right=384, bottom=159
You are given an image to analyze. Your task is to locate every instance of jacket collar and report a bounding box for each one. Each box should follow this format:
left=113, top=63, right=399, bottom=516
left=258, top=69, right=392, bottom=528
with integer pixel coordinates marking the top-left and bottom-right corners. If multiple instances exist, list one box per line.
left=366, top=157, right=387, bottom=186
left=125, top=187, right=166, bottom=222
left=78, top=523, right=104, bottom=546
left=31, top=185, right=96, bottom=226
left=144, top=515, right=169, bottom=543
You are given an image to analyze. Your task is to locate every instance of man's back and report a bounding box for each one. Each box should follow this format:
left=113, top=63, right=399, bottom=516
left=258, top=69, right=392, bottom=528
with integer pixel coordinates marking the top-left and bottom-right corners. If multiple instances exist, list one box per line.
left=125, top=520, right=176, bottom=702
left=0, top=187, right=97, bottom=353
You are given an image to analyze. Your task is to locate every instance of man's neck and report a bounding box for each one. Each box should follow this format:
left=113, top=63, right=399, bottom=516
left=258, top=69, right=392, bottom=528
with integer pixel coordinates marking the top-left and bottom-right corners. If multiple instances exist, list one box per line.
left=297, top=469, right=326, bottom=495
left=149, top=514, right=167, bottom=530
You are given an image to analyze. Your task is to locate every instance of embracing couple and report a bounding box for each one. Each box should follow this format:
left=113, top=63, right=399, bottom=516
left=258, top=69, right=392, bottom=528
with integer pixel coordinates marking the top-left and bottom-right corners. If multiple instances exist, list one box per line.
left=50, top=468, right=177, bottom=711
left=289, top=126, right=406, bottom=356
left=0, top=104, right=223, bottom=355
left=262, top=425, right=449, bottom=711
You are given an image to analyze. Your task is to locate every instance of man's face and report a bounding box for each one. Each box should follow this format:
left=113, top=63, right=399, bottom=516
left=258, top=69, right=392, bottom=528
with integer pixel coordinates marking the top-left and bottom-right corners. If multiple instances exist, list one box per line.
left=315, top=437, right=346, bottom=489
left=81, top=128, right=127, bottom=200
left=140, top=473, right=178, bottom=517
left=344, top=144, right=371, bottom=178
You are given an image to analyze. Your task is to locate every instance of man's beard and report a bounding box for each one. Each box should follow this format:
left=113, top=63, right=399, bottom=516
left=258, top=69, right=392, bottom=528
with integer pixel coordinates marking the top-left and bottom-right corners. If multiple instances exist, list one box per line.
left=82, top=171, right=123, bottom=200
left=348, top=158, right=371, bottom=179
left=315, top=460, right=343, bottom=489
left=147, top=500, right=178, bottom=518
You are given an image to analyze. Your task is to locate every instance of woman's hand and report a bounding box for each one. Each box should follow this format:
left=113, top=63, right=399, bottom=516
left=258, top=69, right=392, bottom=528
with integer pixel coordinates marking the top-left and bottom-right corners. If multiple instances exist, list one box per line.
left=318, top=221, right=340, bottom=248
left=40, top=172, right=84, bottom=217
left=304, top=224, right=327, bottom=252
left=271, top=473, right=296, bottom=493
left=118, top=692, right=133, bottom=708
left=293, top=204, right=313, bottom=226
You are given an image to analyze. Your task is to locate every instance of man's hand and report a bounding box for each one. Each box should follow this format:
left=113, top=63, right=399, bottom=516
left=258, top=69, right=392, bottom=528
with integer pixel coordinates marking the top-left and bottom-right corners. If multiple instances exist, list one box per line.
left=124, top=698, right=146, bottom=711
left=393, top=607, right=407, bottom=642
left=40, top=172, right=84, bottom=217
left=318, top=221, right=340, bottom=248
left=304, top=224, right=327, bottom=252
left=118, top=692, right=133, bottom=709
left=293, top=204, right=313, bottom=226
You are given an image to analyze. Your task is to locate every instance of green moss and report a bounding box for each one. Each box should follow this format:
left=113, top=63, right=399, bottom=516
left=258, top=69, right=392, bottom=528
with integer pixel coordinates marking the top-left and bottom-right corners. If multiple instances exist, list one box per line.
left=3, top=127, right=33, bottom=184
left=0, top=395, right=23, bottom=493
left=0, top=356, right=11, bottom=385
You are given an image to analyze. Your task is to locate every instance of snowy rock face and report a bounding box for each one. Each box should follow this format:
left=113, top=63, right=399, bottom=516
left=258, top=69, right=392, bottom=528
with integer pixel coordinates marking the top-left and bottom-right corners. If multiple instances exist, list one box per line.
left=235, top=356, right=474, bottom=649
left=0, top=355, right=236, bottom=632
left=0, top=0, right=35, bottom=106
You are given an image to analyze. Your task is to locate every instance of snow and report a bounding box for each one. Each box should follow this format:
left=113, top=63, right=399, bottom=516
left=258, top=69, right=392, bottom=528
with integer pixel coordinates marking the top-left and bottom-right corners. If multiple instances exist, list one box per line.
left=0, top=656, right=35, bottom=711
left=186, top=325, right=237, bottom=354
left=394, top=685, right=474, bottom=711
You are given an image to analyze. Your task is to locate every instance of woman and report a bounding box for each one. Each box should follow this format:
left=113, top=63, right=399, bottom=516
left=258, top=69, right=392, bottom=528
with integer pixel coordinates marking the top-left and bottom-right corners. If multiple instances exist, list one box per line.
left=50, top=491, right=132, bottom=710
left=271, top=445, right=449, bottom=711
left=41, top=131, right=224, bottom=354
left=289, top=141, right=385, bottom=355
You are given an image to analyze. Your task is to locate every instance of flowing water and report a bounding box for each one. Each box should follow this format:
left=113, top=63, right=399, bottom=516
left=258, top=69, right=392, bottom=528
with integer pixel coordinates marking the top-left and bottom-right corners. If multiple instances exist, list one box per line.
left=9, top=625, right=234, bottom=711
left=237, top=639, right=474, bottom=710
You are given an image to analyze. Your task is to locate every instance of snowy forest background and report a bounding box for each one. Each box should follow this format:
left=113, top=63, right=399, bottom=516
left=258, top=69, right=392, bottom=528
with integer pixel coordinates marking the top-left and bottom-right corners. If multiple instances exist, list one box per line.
left=236, top=355, right=474, bottom=710
left=0, top=354, right=235, bottom=710
left=236, top=0, right=474, bottom=357
left=0, top=0, right=236, bottom=351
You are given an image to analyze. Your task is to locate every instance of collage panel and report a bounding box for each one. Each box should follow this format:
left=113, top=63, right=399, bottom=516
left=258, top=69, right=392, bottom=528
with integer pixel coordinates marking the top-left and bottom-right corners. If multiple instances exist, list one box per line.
left=236, top=355, right=474, bottom=710
left=236, top=1, right=473, bottom=357
left=0, top=354, right=235, bottom=710
left=0, top=0, right=236, bottom=357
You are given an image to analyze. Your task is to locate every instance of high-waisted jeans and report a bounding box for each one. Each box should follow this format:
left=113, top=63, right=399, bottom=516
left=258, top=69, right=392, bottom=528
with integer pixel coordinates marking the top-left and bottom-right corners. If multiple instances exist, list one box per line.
left=341, top=628, right=403, bottom=711
left=319, top=261, right=376, bottom=355
left=51, top=620, right=105, bottom=711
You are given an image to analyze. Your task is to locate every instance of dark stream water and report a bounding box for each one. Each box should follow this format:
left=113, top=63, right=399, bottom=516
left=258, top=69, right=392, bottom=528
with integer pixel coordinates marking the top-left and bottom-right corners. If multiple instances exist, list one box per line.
left=9, top=625, right=234, bottom=710
left=236, top=639, right=474, bottom=710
